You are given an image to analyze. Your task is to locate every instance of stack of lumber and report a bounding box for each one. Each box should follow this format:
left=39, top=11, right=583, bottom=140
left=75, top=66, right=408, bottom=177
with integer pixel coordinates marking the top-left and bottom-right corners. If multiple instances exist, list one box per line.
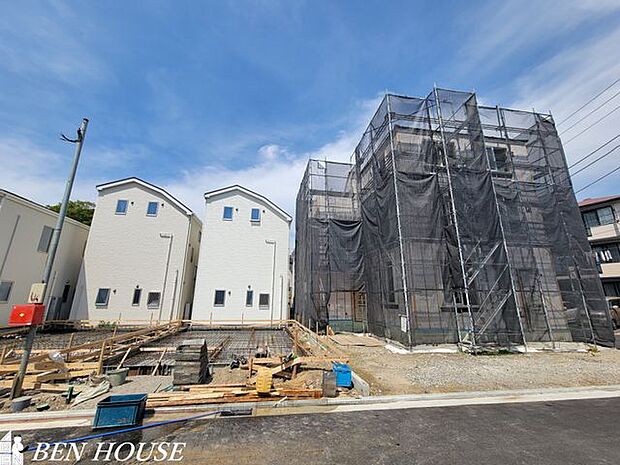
left=146, top=384, right=322, bottom=408
left=173, top=339, right=209, bottom=385
left=0, top=362, right=99, bottom=390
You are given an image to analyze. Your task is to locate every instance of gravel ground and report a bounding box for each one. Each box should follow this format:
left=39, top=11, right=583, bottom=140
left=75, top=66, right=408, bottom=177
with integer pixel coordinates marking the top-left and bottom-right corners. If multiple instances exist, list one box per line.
left=326, top=339, right=620, bottom=395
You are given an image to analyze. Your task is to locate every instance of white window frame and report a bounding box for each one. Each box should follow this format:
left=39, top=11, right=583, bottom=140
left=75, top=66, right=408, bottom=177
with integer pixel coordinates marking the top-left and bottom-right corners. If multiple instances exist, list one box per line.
left=146, top=201, right=159, bottom=217
left=95, top=288, right=110, bottom=307
left=147, top=292, right=161, bottom=309
left=258, top=293, right=270, bottom=309
left=251, top=208, right=261, bottom=223
left=222, top=206, right=234, bottom=221
left=115, top=199, right=128, bottom=215
left=132, top=288, right=142, bottom=306
left=214, top=290, right=226, bottom=306
left=245, top=290, right=254, bottom=307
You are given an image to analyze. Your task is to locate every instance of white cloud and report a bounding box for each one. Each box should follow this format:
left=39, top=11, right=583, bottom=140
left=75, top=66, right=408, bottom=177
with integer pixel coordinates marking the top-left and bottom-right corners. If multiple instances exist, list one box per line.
left=163, top=95, right=382, bottom=220
left=508, top=23, right=620, bottom=198
left=0, top=137, right=98, bottom=205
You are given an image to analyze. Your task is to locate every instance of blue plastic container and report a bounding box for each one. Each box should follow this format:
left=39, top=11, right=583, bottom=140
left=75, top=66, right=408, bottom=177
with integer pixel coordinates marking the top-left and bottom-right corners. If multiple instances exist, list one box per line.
left=332, top=362, right=352, bottom=388
left=93, top=394, right=147, bottom=430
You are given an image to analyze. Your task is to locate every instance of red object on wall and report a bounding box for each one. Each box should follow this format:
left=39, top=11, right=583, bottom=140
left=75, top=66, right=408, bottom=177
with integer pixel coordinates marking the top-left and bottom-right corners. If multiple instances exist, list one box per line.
left=9, top=304, right=45, bottom=326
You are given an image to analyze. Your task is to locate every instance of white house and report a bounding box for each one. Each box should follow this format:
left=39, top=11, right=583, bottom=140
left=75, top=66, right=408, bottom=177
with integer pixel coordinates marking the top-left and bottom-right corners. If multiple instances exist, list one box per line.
left=192, top=185, right=292, bottom=323
left=0, top=189, right=89, bottom=324
left=70, top=178, right=202, bottom=322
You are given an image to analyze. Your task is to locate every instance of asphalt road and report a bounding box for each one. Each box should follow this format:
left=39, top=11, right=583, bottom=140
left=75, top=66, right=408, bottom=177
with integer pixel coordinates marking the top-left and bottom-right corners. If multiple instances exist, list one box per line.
left=18, top=397, right=620, bottom=464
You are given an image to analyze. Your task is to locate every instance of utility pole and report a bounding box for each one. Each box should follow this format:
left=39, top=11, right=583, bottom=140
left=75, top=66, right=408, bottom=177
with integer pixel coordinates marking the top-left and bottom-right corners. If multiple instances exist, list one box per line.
left=10, top=118, right=89, bottom=399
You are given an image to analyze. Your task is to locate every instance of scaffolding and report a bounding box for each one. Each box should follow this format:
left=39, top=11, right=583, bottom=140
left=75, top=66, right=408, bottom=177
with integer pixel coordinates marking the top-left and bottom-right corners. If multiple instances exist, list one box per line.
left=295, top=87, right=615, bottom=348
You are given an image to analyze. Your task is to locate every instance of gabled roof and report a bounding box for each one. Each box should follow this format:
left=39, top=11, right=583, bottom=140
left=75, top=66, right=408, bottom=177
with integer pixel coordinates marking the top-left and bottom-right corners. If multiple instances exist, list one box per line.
left=97, top=177, right=194, bottom=216
left=578, top=194, right=620, bottom=209
left=0, top=189, right=90, bottom=230
left=204, top=185, right=292, bottom=223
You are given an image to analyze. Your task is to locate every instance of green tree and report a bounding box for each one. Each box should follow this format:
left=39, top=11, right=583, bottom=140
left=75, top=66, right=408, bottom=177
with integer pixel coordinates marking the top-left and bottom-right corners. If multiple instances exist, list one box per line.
left=47, top=200, right=95, bottom=226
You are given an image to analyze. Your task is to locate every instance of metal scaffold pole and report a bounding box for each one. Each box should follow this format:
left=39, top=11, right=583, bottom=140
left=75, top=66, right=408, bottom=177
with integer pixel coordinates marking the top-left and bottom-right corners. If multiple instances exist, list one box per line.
left=480, top=101, right=528, bottom=349
left=10, top=118, right=89, bottom=400
left=386, top=94, right=413, bottom=347
left=433, top=86, right=476, bottom=346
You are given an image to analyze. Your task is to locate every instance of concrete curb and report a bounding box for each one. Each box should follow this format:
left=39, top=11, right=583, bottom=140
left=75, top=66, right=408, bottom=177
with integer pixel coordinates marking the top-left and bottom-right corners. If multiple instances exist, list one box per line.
left=2, top=384, right=619, bottom=431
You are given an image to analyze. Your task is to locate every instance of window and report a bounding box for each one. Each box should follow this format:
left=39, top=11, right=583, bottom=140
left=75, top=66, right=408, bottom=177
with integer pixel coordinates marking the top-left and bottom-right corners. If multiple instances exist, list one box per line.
left=37, top=226, right=53, bottom=252
left=95, top=288, right=110, bottom=306
left=251, top=208, right=261, bottom=223
left=603, top=281, right=620, bottom=297
left=147, top=292, right=161, bottom=309
left=132, top=288, right=142, bottom=306
left=214, top=290, right=226, bottom=306
left=486, top=146, right=510, bottom=173
left=583, top=207, right=616, bottom=228
left=115, top=199, right=128, bottom=215
left=61, top=283, right=71, bottom=303
left=0, top=281, right=13, bottom=302
left=597, top=207, right=615, bottom=225
left=147, top=201, right=159, bottom=217
left=593, top=243, right=620, bottom=263
left=246, top=290, right=254, bottom=307
left=259, top=293, right=270, bottom=309
left=223, top=206, right=234, bottom=220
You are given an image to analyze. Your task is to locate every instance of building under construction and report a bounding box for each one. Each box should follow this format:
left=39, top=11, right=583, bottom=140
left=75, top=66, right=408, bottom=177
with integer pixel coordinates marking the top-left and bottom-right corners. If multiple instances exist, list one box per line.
left=295, top=87, right=615, bottom=348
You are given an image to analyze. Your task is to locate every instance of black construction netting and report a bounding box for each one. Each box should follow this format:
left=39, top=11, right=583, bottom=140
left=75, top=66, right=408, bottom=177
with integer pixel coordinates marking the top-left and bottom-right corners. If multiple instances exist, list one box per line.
left=294, top=88, right=615, bottom=348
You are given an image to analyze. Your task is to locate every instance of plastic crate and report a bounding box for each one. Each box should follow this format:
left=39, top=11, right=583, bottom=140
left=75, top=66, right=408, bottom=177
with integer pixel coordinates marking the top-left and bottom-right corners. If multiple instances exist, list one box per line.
left=93, top=394, right=147, bottom=430
left=331, top=362, right=352, bottom=388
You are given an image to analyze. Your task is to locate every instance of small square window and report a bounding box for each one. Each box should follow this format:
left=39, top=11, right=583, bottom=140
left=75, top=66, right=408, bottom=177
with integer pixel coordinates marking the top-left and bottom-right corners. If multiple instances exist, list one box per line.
left=246, top=290, right=254, bottom=307
left=223, top=206, right=234, bottom=220
left=0, top=281, right=13, bottom=302
left=37, top=226, right=53, bottom=252
left=116, top=199, right=128, bottom=215
left=132, top=288, right=142, bottom=306
left=259, top=293, right=270, bottom=309
left=251, top=208, right=261, bottom=223
left=147, top=292, right=161, bottom=309
left=214, top=290, right=226, bottom=306
left=147, top=201, right=159, bottom=217
left=95, top=288, right=110, bottom=306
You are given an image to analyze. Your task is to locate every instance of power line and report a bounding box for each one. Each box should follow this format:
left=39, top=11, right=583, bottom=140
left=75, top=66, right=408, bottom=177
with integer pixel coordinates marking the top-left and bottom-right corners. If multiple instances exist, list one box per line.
left=575, top=164, right=620, bottom=193
left=557, top=76, right=620, bottom=126
left=563, top=101, right=620, bottom=145
left=559, top=88, right=620, bottom=135
left=569, top=131, right=620, bottom=168
left=570, top=143, right=620, bottom=177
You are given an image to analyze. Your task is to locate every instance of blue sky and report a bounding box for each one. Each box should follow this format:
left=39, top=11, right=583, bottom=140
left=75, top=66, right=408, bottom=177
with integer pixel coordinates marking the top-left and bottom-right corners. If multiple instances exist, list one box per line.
left=2, top=0, right=620, bottom=217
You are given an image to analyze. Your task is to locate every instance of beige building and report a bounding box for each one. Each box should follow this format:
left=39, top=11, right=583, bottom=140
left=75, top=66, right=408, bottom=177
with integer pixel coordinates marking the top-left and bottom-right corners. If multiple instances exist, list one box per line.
left=192, top=185, right=291, bottom=323
left=0, top=189, right=89, bottom=324
left=71, top=178, right=202, bottom=322
left=579, top=195, right=620, bottom=300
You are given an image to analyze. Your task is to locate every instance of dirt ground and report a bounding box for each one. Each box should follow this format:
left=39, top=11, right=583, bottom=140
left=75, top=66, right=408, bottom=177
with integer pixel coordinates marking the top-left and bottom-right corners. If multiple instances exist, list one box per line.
left=323, top=336, right=620, bottom=395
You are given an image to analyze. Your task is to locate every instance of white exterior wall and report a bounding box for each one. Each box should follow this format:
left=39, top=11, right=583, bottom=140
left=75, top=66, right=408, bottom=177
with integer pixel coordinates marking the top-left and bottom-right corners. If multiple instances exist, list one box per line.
left=70, top=181, right=201, bottom=322
left=0, top=191, right=89, bottom=325
left=192, top=189, right=291, bottom=323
